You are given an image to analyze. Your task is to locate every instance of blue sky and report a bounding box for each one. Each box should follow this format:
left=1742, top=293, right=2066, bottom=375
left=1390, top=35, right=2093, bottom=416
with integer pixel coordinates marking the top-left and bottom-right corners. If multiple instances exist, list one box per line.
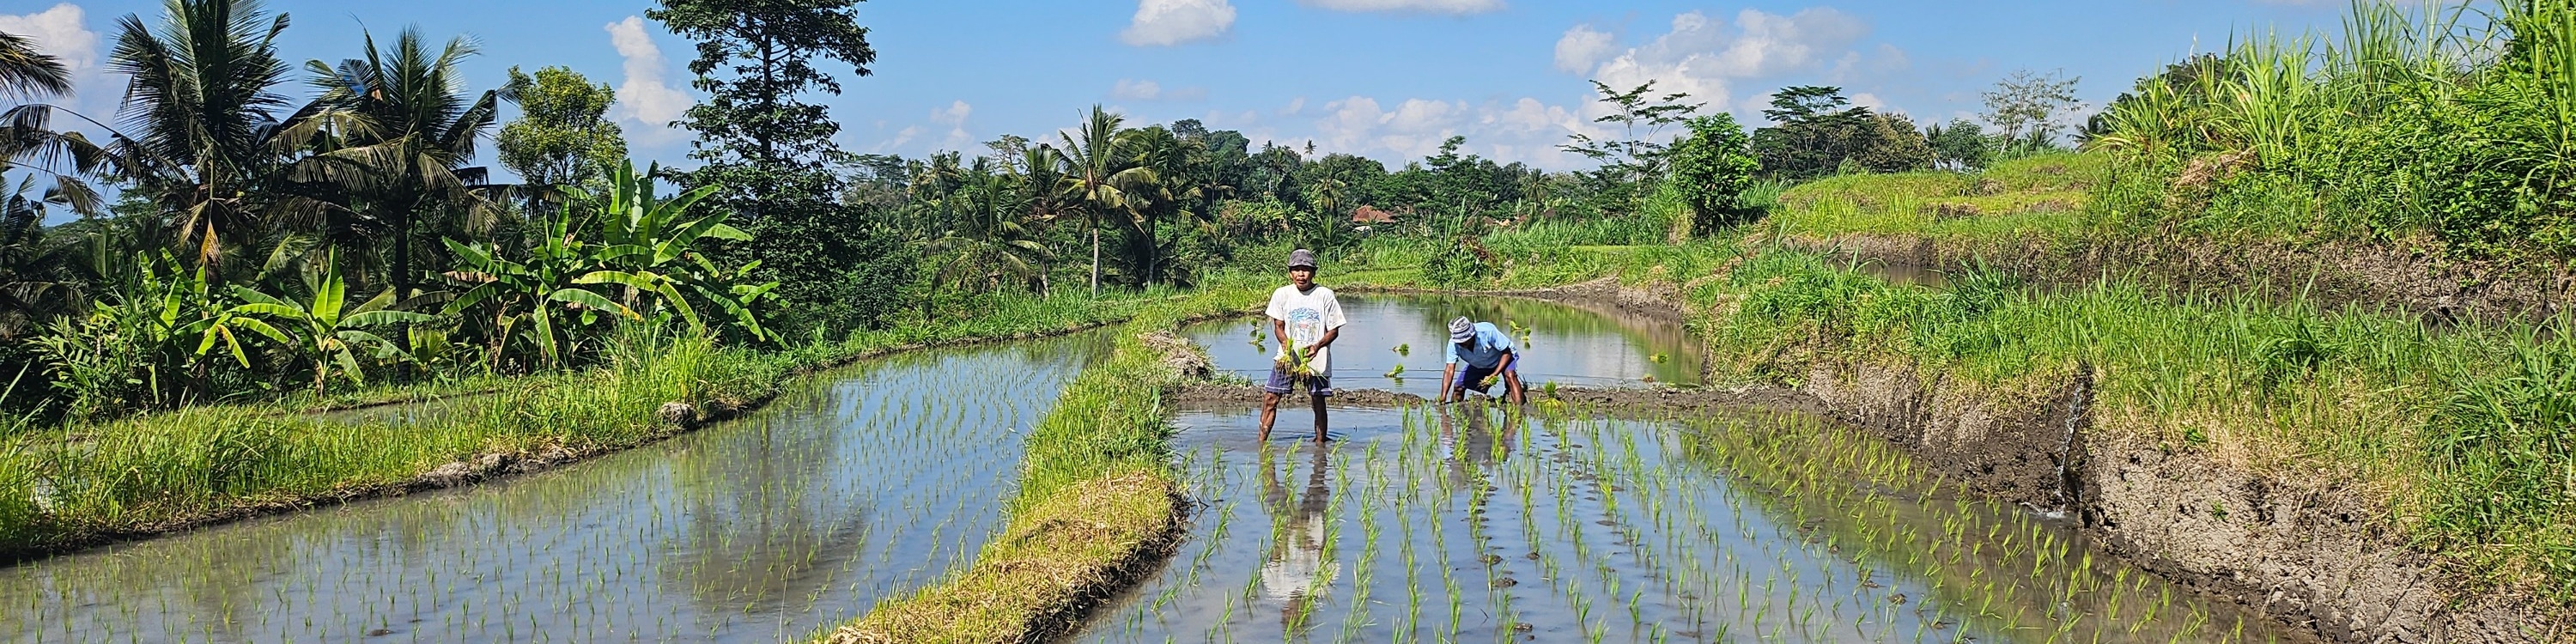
left=8, top=0, right=2359, bottom=178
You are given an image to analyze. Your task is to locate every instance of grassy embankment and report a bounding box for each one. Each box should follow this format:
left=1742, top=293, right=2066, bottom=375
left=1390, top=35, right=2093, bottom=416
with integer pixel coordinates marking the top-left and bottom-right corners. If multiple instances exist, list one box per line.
left=1716, top=158, right=2576, bottom=605
left=0, top=287, right=1255, bottom=561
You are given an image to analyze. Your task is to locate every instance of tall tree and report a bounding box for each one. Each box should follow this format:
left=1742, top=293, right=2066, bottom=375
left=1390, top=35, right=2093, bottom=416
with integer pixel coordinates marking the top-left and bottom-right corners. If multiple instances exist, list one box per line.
left=307, top=27, right=501, bottom=295
left=1058, top=106, right=1145, bottom=296
left=1981, top=70, right=2084, bottom=151
left=651, top=0, right=905, bottom=334
left=1560, top=80, right=1701, bottom=210
left=649, top=0, right=872, bottom=202
left=0, top=27, right=101, bottom=220
left=106, top=0, right=361, bottom=269
left=497, top=65, right=625, bottom=197
left=1749, top=86, right=1934, bottom=179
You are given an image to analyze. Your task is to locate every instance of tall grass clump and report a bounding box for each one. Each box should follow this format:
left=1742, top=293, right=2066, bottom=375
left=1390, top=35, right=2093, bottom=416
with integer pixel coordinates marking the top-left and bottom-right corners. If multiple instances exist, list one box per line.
left=2089, top=0, right=2576, bottom=260
left=2421, top=319, right=2576, bottom=598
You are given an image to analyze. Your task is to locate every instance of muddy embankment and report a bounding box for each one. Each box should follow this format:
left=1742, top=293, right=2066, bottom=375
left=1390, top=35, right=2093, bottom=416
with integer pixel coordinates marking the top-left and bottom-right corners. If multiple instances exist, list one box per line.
left=1325, top=276, right=2566, bottom=644
left=1783, top=231, right=2576, bottom=325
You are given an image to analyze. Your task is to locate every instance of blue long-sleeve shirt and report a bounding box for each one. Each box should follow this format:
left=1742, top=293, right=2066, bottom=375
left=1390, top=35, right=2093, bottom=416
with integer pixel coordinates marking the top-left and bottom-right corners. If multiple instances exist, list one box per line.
left=1443, top=322, right=1517, bottom=368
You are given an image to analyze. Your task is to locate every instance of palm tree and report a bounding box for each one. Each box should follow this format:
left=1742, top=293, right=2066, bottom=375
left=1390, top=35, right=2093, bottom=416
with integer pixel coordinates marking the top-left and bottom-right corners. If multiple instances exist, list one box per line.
left=927, top=166, right=1049, bottom=300
left=0, top=29, right=72, bottom=100
left=106, top=0, right=364, bottom=270
left=307, top=27, right=501, bottom=296
left=1, top=27, right=104, bottom=221
left=1057, top=106, right=1148, bottom=297
left=1115, top=125, right=1212, bottom=286
left=0, top=179, right=86, bottom=337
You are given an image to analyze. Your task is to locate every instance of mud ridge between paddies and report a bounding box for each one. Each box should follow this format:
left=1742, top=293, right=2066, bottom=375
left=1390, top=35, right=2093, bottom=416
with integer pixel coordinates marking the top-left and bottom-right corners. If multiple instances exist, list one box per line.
left=1778, top=230, right=2576, bottom=328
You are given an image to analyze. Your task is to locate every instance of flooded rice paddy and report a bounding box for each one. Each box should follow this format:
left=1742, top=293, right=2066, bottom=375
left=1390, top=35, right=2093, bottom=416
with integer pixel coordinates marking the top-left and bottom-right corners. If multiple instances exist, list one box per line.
left=1078, top=404, right=2303, bottom=644
left=5, top=296, right=2307, bottom=643
left=1186, top=295, right=1704, bottom=398
left=0, top=333, right=1111, bottom=644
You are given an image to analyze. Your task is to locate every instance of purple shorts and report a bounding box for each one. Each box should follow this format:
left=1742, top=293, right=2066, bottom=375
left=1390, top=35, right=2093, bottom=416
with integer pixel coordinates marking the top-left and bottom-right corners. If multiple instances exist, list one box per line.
left=1454, top=360, right=1520, bottom=394
left=1265, top=366, right=1333, bottom=397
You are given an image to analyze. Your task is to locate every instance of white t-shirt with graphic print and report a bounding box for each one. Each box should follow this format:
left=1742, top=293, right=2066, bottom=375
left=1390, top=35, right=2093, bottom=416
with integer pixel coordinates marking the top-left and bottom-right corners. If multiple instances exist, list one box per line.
left=1266, top=284, right=1347, bottom=374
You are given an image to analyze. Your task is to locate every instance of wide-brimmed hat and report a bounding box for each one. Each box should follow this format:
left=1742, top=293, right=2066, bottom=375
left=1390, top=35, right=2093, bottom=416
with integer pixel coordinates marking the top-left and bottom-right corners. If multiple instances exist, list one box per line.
left=1289, top=248, right=1317, bottom=269
left=1449, top=317, right=1476, bottom=343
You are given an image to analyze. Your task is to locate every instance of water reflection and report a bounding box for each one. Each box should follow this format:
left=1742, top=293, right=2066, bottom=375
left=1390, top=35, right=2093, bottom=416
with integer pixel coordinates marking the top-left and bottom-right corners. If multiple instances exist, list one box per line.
left=1257, top=445, right=1337, bottom=628
left=1437, top=405, right=1518, bottom=489
left=0, top=331, right=1111, bottom=644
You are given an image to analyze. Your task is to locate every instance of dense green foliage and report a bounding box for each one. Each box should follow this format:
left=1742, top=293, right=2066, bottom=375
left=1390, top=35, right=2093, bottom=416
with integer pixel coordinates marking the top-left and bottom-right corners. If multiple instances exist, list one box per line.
left=647, top=0, right=912, bottom=336
left=496, top=65, right=627, bottom=196
left=2090, top=0, right=2576, bottom=263
left=1668, top=113, right=1762, bottom=234
left=1751, top=86, right=1935, bottom=179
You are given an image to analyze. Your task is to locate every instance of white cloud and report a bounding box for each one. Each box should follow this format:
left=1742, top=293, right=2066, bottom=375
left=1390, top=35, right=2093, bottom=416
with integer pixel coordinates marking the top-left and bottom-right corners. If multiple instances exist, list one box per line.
left=931, top=100, right=975, bottom=149
left=1553, top=25, right=1617, bottom=75
left=604, top=16, right=692, bottom=145
left=0, top=3, right=107, bottom=109
left=931, top=100, right=972, bottom=126
left=1111, top=78, right=1208, bottom=101
left=1280, top=97, right=1307, bottom=116
left=1298, top=0, right=1504, bottom=15
left=876, top=125, right=923, bottom=153
left=1577, top=9, right=1886, bottom=125
left=1303, top=94, right=1601, bottom=167
left=1121, top=0, right=1235, bottom=46
left=1113, top=79, right=1163, bottom=100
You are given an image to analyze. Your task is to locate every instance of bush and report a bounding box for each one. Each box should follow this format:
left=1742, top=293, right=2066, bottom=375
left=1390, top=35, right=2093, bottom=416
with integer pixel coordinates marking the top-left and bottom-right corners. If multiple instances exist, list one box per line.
left=1421, top=235, right=1499, bottom=289
left=1669, top=113, right=1763, bottom=234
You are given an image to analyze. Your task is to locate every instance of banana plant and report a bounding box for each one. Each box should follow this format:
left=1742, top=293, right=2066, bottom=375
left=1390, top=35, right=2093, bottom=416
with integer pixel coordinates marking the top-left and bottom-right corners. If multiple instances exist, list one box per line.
left=440, top=212, right=638, bottom=370
left=586, top=161, right=774, bottom=341
left=224, top=262, right=440, bottom=392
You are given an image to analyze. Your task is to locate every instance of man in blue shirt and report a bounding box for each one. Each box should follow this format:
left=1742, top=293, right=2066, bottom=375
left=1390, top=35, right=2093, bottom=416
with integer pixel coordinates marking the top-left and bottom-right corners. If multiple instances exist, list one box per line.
left=1441, top=317, right=1526, bottom=404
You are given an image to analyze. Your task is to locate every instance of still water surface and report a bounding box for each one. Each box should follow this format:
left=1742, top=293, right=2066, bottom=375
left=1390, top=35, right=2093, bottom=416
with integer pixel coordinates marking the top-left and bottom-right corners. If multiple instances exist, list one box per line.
left=1, top=333, right=1111, bottom=644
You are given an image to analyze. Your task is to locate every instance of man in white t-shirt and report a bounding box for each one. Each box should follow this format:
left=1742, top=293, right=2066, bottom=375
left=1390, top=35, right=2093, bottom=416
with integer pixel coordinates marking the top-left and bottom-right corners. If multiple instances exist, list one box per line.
left=1261, top=248, right=1346, bottom=442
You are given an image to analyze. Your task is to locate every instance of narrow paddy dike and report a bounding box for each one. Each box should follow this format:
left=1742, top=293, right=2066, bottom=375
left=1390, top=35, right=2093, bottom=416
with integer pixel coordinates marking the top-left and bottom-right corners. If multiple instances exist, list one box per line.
left=1780, top=230, right=2576, bottom=326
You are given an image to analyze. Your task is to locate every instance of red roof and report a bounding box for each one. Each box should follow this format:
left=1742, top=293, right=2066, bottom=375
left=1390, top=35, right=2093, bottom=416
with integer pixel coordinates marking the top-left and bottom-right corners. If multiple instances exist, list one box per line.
left=1351, top=205, right=1396, bottom=223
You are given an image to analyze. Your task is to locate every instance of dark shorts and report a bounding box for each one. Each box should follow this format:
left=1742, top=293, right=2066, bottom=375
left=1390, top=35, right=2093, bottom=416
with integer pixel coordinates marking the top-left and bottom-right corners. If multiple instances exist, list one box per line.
left=1265, top=367, right=1333, bottom=397
left=1454, top=360, right=1520, bottom=394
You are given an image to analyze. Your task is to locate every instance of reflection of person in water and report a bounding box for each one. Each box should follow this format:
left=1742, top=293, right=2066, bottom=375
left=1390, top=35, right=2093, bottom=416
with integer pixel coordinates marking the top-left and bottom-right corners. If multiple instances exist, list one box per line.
left=1437, top=404, right=1518, bottom=489
left=1258, top=444, right=1339, bottom=627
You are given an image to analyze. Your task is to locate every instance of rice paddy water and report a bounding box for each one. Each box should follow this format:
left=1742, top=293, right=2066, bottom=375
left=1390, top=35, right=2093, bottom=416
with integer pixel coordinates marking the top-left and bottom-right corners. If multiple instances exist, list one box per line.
left=0, top=332, right=1113, bottom=644
left=1187, top=295, right=1704, bottom=398
left=4, top=297, right=2309, bottom=643
left=1085, top=299, right=2307, bottom=644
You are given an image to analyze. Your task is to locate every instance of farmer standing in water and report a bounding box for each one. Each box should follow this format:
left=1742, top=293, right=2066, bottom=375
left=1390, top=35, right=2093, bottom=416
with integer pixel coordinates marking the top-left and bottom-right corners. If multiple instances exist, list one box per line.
left=1261, top=249, right=1346, bottom=442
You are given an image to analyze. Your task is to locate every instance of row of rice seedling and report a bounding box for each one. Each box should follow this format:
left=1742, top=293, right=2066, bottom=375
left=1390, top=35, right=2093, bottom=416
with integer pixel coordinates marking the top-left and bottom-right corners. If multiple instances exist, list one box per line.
left=1080, top=395, right=2292, bottom=643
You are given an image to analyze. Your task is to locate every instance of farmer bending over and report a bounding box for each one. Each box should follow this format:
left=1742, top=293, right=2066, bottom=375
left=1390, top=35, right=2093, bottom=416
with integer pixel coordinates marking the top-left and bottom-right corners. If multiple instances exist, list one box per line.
left=1442, top=317, right=1526, bottom=404
left=1261, top=249, right=1346, bottom=442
